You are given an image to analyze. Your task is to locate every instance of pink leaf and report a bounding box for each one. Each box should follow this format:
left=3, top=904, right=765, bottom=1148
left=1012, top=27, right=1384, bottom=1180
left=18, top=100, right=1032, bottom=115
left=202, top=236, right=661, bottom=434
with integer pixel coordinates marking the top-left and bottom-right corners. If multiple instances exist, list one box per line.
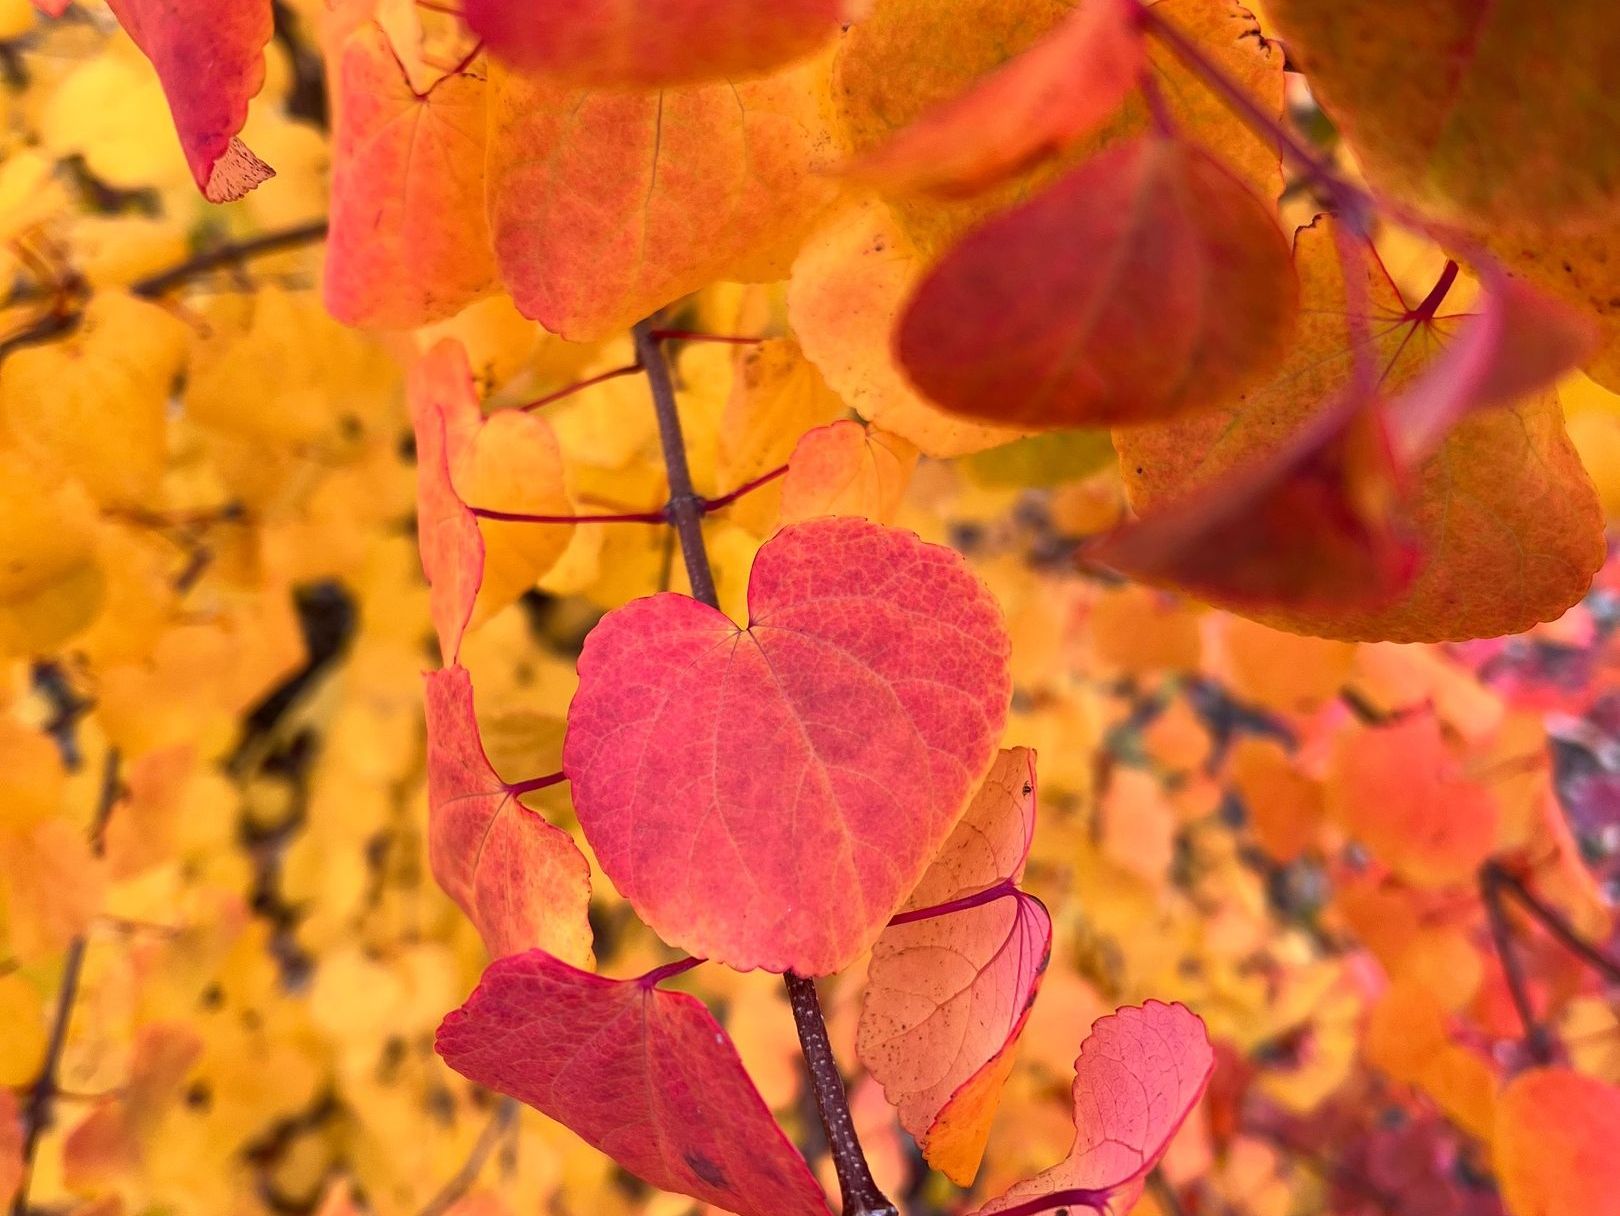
left=106, top=0, right=275, bottom=201
left=975, top=1001, right=1214, bottom=1216
left=436, top=950, right=831, bottom=1216
left=562, top=517, right=1012, bottom=975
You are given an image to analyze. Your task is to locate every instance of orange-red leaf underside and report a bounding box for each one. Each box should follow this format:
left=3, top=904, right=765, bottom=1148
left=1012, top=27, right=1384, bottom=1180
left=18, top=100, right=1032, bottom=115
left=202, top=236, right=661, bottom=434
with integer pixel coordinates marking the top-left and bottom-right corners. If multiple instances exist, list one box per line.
left=437, top=950, right=830, bottom=1216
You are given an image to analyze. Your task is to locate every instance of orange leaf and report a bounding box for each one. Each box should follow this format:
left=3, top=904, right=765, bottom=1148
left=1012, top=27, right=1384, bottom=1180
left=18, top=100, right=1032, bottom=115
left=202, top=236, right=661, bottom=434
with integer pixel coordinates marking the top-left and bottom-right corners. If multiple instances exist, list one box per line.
left=324, top=24, right=498, bottom=328
left=408, top=344, right=485, bottom=665
left=1494, top=1068, right=1620, bottom=1216
left=897, top=136, right=1297, bottom=428
left=486, top=60, right=837, bottom=341
left=859, top=749, right=1051, bottom=1185
left=562, top=517, right=1011, bottom=975
left=437, top=951, right=830, bottom=1216
left=424, top=665, right=593, bottom=965
left=1113, top=218, right=1604, bottom=641
left=850, top=0, right=1143, bottom=198
left=975, top=1001, right=1214, bottom=1216
left=1090, top=388, right=1420, bottom=620
left=105, top=0, right=273, bottom=201
left=780, top=420, right=919, bottom=525
left=463, top=0, right=848, bottom=88
left=1326, top=712, right=1498, bottom=889
left=1267, top=0, right=1620, bottom=230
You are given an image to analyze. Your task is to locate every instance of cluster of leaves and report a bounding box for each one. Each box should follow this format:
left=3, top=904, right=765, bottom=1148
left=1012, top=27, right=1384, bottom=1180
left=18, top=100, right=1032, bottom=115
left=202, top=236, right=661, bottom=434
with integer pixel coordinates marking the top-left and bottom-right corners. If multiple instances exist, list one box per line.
left=2, top=2, right=1620, bottom=1216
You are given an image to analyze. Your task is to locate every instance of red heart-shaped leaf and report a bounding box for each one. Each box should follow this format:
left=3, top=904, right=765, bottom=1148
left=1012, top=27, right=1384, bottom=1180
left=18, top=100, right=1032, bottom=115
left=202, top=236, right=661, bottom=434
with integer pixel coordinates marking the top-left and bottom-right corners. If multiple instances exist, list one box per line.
left=563, top=517, right=1012, bottom=975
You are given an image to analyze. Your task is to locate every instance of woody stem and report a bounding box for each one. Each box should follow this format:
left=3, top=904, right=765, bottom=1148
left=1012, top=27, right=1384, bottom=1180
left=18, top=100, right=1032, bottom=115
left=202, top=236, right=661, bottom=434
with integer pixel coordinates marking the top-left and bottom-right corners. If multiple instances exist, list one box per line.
left=631, top=316, right=896, bottom=1216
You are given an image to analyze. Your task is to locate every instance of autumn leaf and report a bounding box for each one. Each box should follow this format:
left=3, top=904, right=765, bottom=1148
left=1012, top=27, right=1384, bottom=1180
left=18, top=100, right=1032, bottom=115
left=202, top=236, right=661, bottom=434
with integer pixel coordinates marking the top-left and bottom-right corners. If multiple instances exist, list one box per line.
left=849, top=0, right=1143, bottom=199
left=463, top=0, right=848, bottom=88
left=789, top=199, right=1030, bottom=457
left=0, top=1088, right=19, bottom=1212
left=975, top=1001, right=1214, bottom=1216
left=63, top=1023, right=201, bottom=1190
left=1326, top=712, right=1498, bottom=889
left=780, top=420, right=918, bottom=525
left=1112, top=218, right=1605, bottom=641
left=1494, top=1067, right=1620, bottom=1216
left=436, top=950, right=831, bottom=1216
left=1089, top=387, right=1420, bottom=620
left=834, top=0, right=1283, bottom=259
left=897, top=136, right=1297, bottom=429
left=859, top=748, right=1051, bottom=1185
left=408, top=345, right=485, bottom=665
left=485, top=57, right=838, bottom=341
left=424, top=665, right=593, bottom=965
left=563, top=517, right=1012, bottom=975
left=324, top=23, right=498, bottom=328
left=1266, top=0, right=1620, bottom=230
left=105, top=0, right=275, bottom=201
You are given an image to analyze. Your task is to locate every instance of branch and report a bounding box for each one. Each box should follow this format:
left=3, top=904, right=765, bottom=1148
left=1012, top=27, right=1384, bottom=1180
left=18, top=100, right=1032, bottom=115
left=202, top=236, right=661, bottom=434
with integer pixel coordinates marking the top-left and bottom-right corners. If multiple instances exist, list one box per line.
left=2, top=219, right=330, bottom=361
left=1478, top=864, right=1557, bottom=1064
left=415, top=1096, right=517, bottom=1216
left=1482, top=860, right=1620, bottom=986
left=11, top=747, right=121, bottom=1216
left=630, top=316, right=897, bottom=1216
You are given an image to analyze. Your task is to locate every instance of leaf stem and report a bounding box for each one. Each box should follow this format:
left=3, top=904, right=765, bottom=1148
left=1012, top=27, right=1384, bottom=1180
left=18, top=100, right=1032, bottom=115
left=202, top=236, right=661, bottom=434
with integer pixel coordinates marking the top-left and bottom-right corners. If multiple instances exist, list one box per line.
left=506, top=771, right=567, bottom=796
left=1134, top=4, right=1376, bottom=234
left=647, top=329, right=766, bottom=345
left=887, top=879, right=1019, bottom=926
left=631, top=315, right=895, bottom=1216
left=637, top=956, right=705, bottom=989
left=11, top=747, right=121, bottom=1216
left=468, top=506, right=668, bottom=525
left=518, top=362, right=643, bottom=412
left=981, top=1187, right=1110, bottom=1216
left=703, top=463, right=789, bottom=512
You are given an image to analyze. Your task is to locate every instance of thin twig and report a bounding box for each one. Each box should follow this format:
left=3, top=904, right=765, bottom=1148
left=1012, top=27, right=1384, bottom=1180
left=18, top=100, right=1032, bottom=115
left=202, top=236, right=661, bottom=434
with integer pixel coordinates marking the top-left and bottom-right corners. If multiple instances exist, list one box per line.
left=415, top=1096, right=517, bottom=1216
left=1483, top=861, right=1620, bottom=986
left=1479, top=865, right=1556, bottom=1063
left=2, top=220, right=330, bottom=361
left=631, top=316, right=896, bottom=1216
left=12, top=748, right=121, bottom=1216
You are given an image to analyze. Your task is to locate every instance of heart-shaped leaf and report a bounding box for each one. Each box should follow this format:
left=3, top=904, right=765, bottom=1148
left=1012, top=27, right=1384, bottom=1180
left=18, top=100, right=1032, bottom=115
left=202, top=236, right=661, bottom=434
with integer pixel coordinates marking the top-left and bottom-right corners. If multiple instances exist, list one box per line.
left=563, top=517, right=1012, bottom=975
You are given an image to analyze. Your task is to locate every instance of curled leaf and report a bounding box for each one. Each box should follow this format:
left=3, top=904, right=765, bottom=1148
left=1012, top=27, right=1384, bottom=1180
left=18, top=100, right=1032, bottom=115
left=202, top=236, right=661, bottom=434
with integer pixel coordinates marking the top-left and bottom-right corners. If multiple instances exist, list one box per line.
left=859, top=748, right=1050, bottom=1185
left=408, top=344, right=485, bottom=665
left=1090, top=389, right=1420, bottom=620
left=975, top=1001, right=1214, bottom=1216
left=897, top=136, right=1297, bottom=428
left=106, top=0, right=274, bottom=201
left=1114, top=218, right=1605, bottom=641
left=850, top=0, right=1143, bottom=198
left=563, top=517, right=1012, bottom=975
left=424, top=666, right=593, bottom=965
left=436, top=950, right=830, bottom=1216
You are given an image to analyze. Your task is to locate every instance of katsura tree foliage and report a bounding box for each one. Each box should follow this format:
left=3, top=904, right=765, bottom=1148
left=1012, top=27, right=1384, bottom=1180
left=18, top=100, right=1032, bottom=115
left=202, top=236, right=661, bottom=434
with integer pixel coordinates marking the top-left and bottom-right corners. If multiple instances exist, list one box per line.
left=2, top=2, right=1620, bottom=1216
